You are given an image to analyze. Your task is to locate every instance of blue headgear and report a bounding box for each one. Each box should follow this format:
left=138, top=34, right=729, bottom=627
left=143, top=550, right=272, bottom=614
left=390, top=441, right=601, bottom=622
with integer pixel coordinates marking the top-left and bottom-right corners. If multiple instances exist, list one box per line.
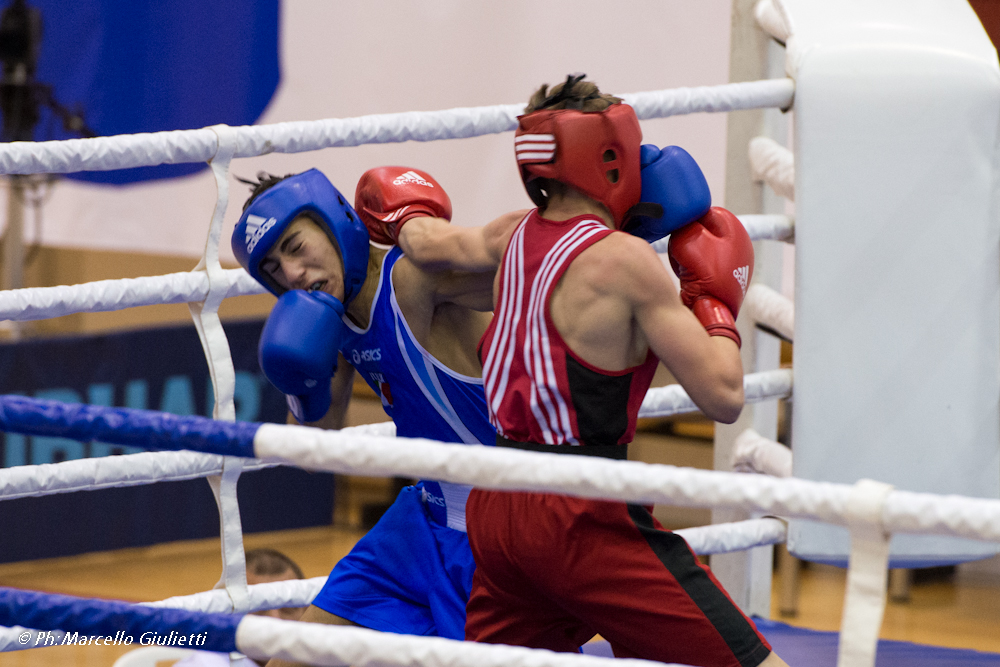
left=232, top=169, right=370, bottom=304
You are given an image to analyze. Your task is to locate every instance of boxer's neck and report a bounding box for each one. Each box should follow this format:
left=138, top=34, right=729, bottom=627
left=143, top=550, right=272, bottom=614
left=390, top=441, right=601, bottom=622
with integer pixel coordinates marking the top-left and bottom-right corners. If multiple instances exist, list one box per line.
left=540, top=187, right=614, bottom=229
left=345, top=244, right=388, bottom=329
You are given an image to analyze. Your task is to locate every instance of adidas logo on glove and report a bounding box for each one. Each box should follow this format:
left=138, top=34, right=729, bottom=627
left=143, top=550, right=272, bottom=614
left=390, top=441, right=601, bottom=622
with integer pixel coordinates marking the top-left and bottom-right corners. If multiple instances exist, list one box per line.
left=733, top=265, right=749, bottom=294
left=245, top=214, right=277, bottom=253
left=392, top=170, right=434, bottom=188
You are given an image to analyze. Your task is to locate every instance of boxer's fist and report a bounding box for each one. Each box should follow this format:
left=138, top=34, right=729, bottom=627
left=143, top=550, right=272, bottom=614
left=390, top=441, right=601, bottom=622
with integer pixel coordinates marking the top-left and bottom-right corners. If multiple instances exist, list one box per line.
left=355, top=166, right=453, bottom=245
left=259, top=290, right=347, bottom=423
left=667, top=207, right=753, bottom=347
left=624, top=144, right=711, bottom=243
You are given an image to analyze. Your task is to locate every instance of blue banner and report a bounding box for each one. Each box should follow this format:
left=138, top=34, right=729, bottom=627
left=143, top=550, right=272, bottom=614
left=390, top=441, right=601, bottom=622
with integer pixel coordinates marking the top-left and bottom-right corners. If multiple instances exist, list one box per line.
left=29, top=0, right=280, bottom=183
left=0, top=320, right=334, bottom=563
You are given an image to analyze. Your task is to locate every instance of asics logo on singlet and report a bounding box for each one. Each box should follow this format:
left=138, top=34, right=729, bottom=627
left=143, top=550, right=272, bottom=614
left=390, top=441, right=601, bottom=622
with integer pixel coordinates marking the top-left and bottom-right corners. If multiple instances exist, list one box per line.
left=392, top=171, right=434, bottom=188
left=423, top=493, right=446, bottom=507
left=244, top=214, right=276, bottom=254
left=733, top=265, right=749, bottom=294
left=351, top=348, right=382, bottom=364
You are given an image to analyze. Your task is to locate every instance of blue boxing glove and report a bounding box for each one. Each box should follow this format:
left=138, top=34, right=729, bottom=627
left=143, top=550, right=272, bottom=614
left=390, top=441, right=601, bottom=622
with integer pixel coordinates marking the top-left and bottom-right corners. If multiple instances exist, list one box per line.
left=258, top=289, right=347, bottom=423
left=623, top=144, right=712, bottom=243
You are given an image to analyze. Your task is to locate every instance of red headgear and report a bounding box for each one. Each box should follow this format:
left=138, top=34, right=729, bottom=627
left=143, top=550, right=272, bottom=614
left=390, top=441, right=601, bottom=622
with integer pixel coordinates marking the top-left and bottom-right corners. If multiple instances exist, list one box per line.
left=514, top=102, right=643, bottom=228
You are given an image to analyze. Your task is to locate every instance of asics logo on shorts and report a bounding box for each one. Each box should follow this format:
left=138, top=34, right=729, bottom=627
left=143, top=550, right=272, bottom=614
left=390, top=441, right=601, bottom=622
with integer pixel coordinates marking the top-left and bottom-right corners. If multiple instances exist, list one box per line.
left=733, top=265, right=749, bottom=294
left=392, top=171, right=434, bottom=188
left=244, top=214, right=276, bottom=254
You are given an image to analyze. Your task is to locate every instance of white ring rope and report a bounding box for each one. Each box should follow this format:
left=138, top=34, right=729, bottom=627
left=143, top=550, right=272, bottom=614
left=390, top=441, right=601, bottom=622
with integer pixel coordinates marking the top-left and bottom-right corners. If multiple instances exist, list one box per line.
left=620, top=79, right=794, bottom=120
left=250, top=424, right=1000, bottom=544
left=1, top=212, right=800, bottom=323
left=0, top=79, right=796, bottom=327
left=0, top=517, right=789, bottom=653
left=741, top=368, right=793, bottom=406
left=237, top=615, right=687, bottom=667
left=650, top=213, right=795, bottom=256
left=749, top=136, right=795, bottom=201
left=638, top=369, right=792, bottom=417
left=0, top=422, right=396, bottom=501
left=134, top=520, right=786, bottom=613
left=0, top=451, right=276, bottom=501
left=0, top=269, right=265, bottom=322
left=739, top=214, right=794, bottom=242
left=732, top=428, right=793, bottom=478
left=744, top=284, right=794, bottom=342
left=146, top=577, right=328, bottom=615
left=0, top=371, right=784, bottom=502
left=0, top=80, right=794, bottom=176
left=676, top=517, right=787, bottom=555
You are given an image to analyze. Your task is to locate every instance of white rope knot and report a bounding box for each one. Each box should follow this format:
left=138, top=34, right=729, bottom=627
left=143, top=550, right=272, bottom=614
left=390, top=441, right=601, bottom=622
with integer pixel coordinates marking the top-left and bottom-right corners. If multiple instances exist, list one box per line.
left=732, top=428, right=792, bottom=478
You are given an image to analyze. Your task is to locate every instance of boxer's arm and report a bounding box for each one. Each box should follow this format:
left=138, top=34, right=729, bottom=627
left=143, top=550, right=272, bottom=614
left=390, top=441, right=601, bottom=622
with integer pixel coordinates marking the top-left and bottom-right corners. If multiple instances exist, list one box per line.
left=393, top=253, right=496, bottom=314
left=431, top=269, right=496, bottom=311
left=398, top=209, right=522, bottom=311
left=621, top=240, right=744, bottom=423
left=398, top=209, right=527, bottom=273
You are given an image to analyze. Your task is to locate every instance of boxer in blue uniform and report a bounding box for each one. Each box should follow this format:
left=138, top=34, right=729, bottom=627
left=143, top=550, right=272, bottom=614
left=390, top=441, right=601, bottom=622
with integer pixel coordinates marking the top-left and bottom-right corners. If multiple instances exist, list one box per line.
left=231, top=167, right=517, bottom=666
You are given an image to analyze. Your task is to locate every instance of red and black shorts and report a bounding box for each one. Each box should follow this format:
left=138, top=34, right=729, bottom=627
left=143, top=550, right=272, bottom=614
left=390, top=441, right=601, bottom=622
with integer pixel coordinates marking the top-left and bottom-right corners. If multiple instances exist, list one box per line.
left=465, top=487, right=772, bottom=667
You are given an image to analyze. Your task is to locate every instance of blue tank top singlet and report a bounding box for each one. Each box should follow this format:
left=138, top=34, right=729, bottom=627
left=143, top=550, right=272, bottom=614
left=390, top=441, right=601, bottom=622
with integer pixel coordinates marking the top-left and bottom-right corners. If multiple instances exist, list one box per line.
left=339, top=246, right=494, bottom=531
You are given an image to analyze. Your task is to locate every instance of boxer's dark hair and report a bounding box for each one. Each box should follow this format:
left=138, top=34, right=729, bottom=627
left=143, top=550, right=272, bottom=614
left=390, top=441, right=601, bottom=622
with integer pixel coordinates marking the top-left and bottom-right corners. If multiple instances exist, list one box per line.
left=525, top=74, right=621, bottom=114
left=238, top=171, right=296, bottom=212
left=245, top=548, right=304, bottom=580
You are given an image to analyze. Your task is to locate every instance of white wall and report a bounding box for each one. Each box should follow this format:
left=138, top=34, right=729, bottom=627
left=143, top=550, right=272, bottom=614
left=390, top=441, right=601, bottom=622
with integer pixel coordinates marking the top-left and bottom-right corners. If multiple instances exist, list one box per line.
left=5, top=1, right=733, bottom=263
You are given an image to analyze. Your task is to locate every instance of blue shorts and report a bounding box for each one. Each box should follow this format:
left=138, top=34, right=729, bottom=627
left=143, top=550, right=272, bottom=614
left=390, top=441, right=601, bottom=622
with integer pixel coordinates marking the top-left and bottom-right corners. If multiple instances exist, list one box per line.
left=311, top=484, right=475, bottom=640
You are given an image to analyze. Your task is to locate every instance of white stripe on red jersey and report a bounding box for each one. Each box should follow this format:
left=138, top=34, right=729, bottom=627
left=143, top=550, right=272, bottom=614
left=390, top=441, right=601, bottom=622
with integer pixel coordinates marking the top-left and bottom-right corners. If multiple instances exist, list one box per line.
left=483, top=218, right=527, bottom=435
left=524, top=222, right=607, bottom=443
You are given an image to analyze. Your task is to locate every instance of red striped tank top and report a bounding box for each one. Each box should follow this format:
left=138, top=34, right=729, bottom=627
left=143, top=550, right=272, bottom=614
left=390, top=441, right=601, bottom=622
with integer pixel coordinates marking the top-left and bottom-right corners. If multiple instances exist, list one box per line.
left=479, top=210, right=659, bottom=447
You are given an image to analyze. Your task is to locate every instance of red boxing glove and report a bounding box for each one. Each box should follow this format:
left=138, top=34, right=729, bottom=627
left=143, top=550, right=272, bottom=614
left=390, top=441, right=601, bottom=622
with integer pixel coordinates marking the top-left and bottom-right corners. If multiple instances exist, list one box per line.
left=667, top=207, right=753, bottom=347
left=355, top=166, right=452, bottom=245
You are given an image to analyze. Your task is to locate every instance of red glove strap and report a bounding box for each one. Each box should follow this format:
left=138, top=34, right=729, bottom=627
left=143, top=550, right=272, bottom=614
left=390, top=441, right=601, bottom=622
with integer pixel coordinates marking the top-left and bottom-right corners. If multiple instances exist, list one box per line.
left=390, top=204, right=440, bottom=242
left=691, top=297, right=741, bottom=348
left=362, top=203, right=440, bottom=244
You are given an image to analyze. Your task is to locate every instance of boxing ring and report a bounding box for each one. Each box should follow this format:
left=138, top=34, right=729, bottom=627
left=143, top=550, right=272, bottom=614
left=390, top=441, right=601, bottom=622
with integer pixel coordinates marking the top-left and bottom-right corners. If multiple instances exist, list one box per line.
left=1, top=1, right=999, bottom=666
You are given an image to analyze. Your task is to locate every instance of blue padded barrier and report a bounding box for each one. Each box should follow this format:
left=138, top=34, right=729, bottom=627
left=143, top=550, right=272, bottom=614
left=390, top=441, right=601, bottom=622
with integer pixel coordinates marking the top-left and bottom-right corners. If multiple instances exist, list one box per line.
left=0, top=396, right=258, bottom=459
left=0, top=588, right=240, bottom=653
left=581, top=619, right=1000, bottom=665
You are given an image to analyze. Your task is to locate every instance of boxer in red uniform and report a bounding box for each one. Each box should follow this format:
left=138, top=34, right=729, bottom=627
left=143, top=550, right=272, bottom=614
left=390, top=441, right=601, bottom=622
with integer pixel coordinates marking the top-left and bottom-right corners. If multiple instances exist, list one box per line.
left=393, top=75, right=789, bottom=667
